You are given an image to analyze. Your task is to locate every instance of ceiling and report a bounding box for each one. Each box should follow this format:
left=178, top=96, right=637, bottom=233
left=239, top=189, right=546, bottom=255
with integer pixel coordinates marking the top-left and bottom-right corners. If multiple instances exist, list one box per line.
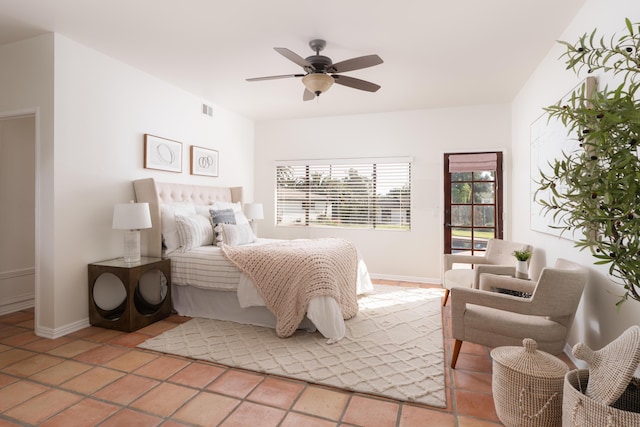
left=0, top=0, right=586, bottom=121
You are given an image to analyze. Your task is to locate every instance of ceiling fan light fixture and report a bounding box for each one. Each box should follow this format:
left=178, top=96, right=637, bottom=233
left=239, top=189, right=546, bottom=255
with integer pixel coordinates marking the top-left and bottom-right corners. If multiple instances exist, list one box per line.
left=302, top=73, right=334, bottom=96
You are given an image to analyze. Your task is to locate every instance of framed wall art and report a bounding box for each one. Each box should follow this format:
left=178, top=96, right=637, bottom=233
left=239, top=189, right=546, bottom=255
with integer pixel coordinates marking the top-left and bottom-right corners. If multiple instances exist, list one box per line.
left=190, top=145, right=219, bottom=177
left=530, top=76, right=596, bottom=239
left=144, top=134, right=182, bottom=173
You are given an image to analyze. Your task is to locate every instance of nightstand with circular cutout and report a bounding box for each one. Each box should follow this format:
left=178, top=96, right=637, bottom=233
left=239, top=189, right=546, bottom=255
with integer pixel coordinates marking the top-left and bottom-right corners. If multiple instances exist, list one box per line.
left=88, top=257, right=171, bottom=332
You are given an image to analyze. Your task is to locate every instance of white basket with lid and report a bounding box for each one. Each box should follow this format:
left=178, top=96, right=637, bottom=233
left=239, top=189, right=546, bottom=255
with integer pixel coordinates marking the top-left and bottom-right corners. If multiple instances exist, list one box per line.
left=491, top=338, right=569, bottom=427
left=562, top=325, right=640, bottom=427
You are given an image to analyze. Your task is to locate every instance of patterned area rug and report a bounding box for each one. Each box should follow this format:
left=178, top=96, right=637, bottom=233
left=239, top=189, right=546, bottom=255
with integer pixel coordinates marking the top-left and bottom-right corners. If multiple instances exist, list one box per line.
left=138, top=285, right=446, bottom=407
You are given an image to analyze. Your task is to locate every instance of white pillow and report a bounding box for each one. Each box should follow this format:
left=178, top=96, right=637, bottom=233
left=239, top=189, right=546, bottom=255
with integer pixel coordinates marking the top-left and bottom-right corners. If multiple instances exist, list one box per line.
left=195, top=204, right=215, bottom=216
left=215, top=223, right=256, bottom=246
left=175, top=215, right=214, bottom=250
left=161, top=201, right=197, bottom=252
left=234, top=211, right=250, bottom=226
left=211, top=201, right=242, bottom=213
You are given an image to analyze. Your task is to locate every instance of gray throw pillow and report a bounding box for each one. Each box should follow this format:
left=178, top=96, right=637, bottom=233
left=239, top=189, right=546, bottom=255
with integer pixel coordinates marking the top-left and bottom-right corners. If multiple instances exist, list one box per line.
left=210, top=208, right=236, bottom=225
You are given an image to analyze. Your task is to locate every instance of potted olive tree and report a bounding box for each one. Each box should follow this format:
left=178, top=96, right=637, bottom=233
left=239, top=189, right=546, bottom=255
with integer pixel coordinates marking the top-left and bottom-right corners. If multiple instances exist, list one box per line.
left=536, top=19, right=640, bottom=306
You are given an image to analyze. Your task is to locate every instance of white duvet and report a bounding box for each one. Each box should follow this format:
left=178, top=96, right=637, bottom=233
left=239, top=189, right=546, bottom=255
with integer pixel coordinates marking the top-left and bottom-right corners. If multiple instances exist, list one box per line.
left=167, top=239, right=374, bottom=343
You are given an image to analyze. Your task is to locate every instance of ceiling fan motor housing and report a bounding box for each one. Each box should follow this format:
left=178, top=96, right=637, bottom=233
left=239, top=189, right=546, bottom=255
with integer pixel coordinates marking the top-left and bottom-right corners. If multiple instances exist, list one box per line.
left=304, top=55, right=332, bottom=74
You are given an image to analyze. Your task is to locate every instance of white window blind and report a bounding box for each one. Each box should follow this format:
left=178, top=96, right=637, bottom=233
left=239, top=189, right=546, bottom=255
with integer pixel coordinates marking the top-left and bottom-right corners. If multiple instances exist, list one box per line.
left=276, top=159, right=411, bottom=230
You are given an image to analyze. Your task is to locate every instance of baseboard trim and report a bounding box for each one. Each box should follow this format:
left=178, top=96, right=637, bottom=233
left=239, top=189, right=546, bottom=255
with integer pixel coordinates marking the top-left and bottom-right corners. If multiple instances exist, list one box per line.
left=0, top=267, right=35, bottom=280
left=370, top=273, right=440, bottom=285
left=35, top=318, right=91, bottom=340
left=0, top=292, right=35, bottom=316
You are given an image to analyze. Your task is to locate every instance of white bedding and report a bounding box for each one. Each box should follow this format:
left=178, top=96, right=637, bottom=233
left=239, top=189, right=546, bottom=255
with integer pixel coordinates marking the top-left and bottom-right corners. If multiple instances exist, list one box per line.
left=167, top=239, right=374, bottom=343
left=169, top=244, right=248, bottom=291
left=131, top=179, right=374, bottom=343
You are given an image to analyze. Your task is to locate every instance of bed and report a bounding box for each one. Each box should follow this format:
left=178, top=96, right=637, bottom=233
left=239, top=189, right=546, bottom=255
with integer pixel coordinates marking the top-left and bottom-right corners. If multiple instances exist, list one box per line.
left=133, top=178, right=373, bottom=343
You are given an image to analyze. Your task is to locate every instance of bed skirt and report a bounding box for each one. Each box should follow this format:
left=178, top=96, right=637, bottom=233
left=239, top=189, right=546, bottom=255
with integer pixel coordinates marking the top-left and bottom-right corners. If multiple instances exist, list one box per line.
left=171, top=284, right=339, bottom=338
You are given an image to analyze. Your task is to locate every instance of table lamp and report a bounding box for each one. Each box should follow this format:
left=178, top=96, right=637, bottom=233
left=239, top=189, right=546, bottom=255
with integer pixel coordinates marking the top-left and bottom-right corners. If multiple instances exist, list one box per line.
left=244, top=202, right=264, bottom=235
left=112, top=201, right=152, bottom=263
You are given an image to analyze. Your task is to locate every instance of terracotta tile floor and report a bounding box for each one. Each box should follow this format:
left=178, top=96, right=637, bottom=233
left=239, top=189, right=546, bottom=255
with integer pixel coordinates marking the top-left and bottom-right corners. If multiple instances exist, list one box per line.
left=0, top=281, right=576, bottom=426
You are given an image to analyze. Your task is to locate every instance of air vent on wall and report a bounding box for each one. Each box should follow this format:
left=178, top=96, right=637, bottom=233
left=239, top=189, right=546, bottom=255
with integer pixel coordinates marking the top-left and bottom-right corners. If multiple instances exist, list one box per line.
left=202, top=103, right=213, bottom=117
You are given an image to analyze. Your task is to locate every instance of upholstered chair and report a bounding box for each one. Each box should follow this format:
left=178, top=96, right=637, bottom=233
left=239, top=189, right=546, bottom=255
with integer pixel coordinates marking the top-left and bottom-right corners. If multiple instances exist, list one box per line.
left=450, top=258, right=587, bottom=368
left=442, top=239, right=533, bottom=306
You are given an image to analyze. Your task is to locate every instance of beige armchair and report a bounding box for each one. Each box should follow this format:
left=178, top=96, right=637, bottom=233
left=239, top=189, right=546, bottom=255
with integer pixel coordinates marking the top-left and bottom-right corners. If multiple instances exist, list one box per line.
left=442, top=238, right=533, bottom=306
left=450, top=258, right=587, bottom=368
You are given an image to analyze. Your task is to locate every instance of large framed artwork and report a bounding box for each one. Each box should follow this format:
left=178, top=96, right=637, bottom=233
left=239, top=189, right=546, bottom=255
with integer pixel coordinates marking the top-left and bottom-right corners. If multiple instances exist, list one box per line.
left=530, top=77, right=596, bottom=239
left=144, top=134, right=182, bottom=173
left=190, top=145, right=219, bottom=177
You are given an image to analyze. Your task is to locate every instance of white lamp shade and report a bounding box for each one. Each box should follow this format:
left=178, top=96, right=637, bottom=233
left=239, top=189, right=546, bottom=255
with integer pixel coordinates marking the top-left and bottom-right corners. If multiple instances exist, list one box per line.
left=302, top=73, right=334, bottom=95
left=244, top=203, right=264, bottom=220
left=112, top=202, right=152, bottom=230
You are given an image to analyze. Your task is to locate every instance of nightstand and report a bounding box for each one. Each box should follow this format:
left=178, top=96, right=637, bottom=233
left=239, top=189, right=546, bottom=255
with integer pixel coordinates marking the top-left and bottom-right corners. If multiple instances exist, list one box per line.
left=88, top=257, right=171, bottom=332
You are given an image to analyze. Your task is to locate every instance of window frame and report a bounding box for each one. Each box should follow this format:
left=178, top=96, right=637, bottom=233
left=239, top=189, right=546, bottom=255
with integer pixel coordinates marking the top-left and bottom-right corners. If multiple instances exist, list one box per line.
left=275, top=157, right=412, bottom=231
left=443, top=151, right=504, bottom=255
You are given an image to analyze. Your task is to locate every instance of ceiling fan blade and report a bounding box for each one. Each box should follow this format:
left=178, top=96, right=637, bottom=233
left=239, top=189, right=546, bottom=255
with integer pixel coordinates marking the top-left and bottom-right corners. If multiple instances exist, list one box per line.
left=331, top=54, right=383, bottom=73
left=274, top=47, right=312, bottom=68
left=303, top=88, right=316, bottom=101
left=246, top=74, right=304, bottom=82
left=333, top=75, right=381, bottom=92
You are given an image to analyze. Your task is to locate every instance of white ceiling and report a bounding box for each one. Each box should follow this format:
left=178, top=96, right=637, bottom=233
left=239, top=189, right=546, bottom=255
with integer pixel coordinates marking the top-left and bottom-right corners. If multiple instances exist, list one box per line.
left=0, top=0, right=585, bottom=121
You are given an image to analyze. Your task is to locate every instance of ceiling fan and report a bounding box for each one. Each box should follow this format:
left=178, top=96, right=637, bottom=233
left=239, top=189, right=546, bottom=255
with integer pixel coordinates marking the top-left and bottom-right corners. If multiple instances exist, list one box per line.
left=246, top=39, right=383, bottom=101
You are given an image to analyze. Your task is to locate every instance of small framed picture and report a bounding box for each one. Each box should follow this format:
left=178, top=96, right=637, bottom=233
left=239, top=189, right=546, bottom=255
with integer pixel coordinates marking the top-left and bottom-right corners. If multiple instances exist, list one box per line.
left=144, top=134, right=182, bottom=173
left=190, top=145, right=219, bottom=177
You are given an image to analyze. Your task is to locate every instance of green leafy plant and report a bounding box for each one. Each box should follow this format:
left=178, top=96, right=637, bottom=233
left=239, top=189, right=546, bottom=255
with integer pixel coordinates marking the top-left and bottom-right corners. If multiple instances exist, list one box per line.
left=536, top=18, right=640, bottom=306
left=513, top=250, right=532, bottom=261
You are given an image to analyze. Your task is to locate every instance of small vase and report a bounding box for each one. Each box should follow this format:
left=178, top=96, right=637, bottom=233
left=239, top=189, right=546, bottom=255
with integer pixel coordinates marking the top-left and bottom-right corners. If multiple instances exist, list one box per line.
left=516, top=260, right=529, bottom=280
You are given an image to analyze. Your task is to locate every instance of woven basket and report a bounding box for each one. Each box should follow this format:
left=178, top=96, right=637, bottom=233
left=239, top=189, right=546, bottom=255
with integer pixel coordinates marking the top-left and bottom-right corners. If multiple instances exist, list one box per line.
left=562, top=369, right=640, bottom=427
left=492, top=338, right=569, bottom=427
left=571, top=325, right=640, bottom=406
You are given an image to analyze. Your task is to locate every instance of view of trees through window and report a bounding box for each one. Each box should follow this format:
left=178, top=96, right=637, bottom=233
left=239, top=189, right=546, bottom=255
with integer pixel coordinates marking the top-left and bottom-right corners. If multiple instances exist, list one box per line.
left=276, top=161, right=411, bottom=230
left=450, top=171, right=497, bottom=252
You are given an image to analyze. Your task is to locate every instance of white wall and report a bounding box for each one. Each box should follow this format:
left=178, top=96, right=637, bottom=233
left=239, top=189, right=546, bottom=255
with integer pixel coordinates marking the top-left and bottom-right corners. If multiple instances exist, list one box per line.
left=0, top=34, right=255, bottom=336
left=511, top=0, right=640, bottom=361
left=255, top=105, right=511, bottom=281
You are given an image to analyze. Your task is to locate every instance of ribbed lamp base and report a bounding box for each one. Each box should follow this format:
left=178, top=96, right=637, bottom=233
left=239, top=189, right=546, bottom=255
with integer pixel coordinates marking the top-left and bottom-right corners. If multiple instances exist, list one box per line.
left=123, top=230, right=141, bottom=263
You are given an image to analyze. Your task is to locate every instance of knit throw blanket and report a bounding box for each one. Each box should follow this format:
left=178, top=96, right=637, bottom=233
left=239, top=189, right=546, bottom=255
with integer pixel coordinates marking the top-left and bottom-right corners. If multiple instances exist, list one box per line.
left=221, top=238, right=359, bottom=338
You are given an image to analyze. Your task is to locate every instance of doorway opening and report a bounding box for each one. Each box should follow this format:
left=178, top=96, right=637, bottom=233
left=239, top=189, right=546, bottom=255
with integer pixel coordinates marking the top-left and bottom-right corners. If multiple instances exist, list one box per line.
left=0, top=113, right=36, bottom=317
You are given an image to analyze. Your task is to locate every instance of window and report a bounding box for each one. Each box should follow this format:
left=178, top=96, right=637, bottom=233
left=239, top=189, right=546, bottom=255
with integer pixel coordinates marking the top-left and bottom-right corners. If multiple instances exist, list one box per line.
left=444, top=152, right=503, bottom=255
left=276, top=158, right=412, bottom=230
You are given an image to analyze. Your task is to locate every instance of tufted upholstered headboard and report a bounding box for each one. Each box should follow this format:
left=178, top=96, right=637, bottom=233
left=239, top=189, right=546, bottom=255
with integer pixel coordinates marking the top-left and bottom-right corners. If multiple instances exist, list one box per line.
left=133, top=178, right=243, bottom=258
